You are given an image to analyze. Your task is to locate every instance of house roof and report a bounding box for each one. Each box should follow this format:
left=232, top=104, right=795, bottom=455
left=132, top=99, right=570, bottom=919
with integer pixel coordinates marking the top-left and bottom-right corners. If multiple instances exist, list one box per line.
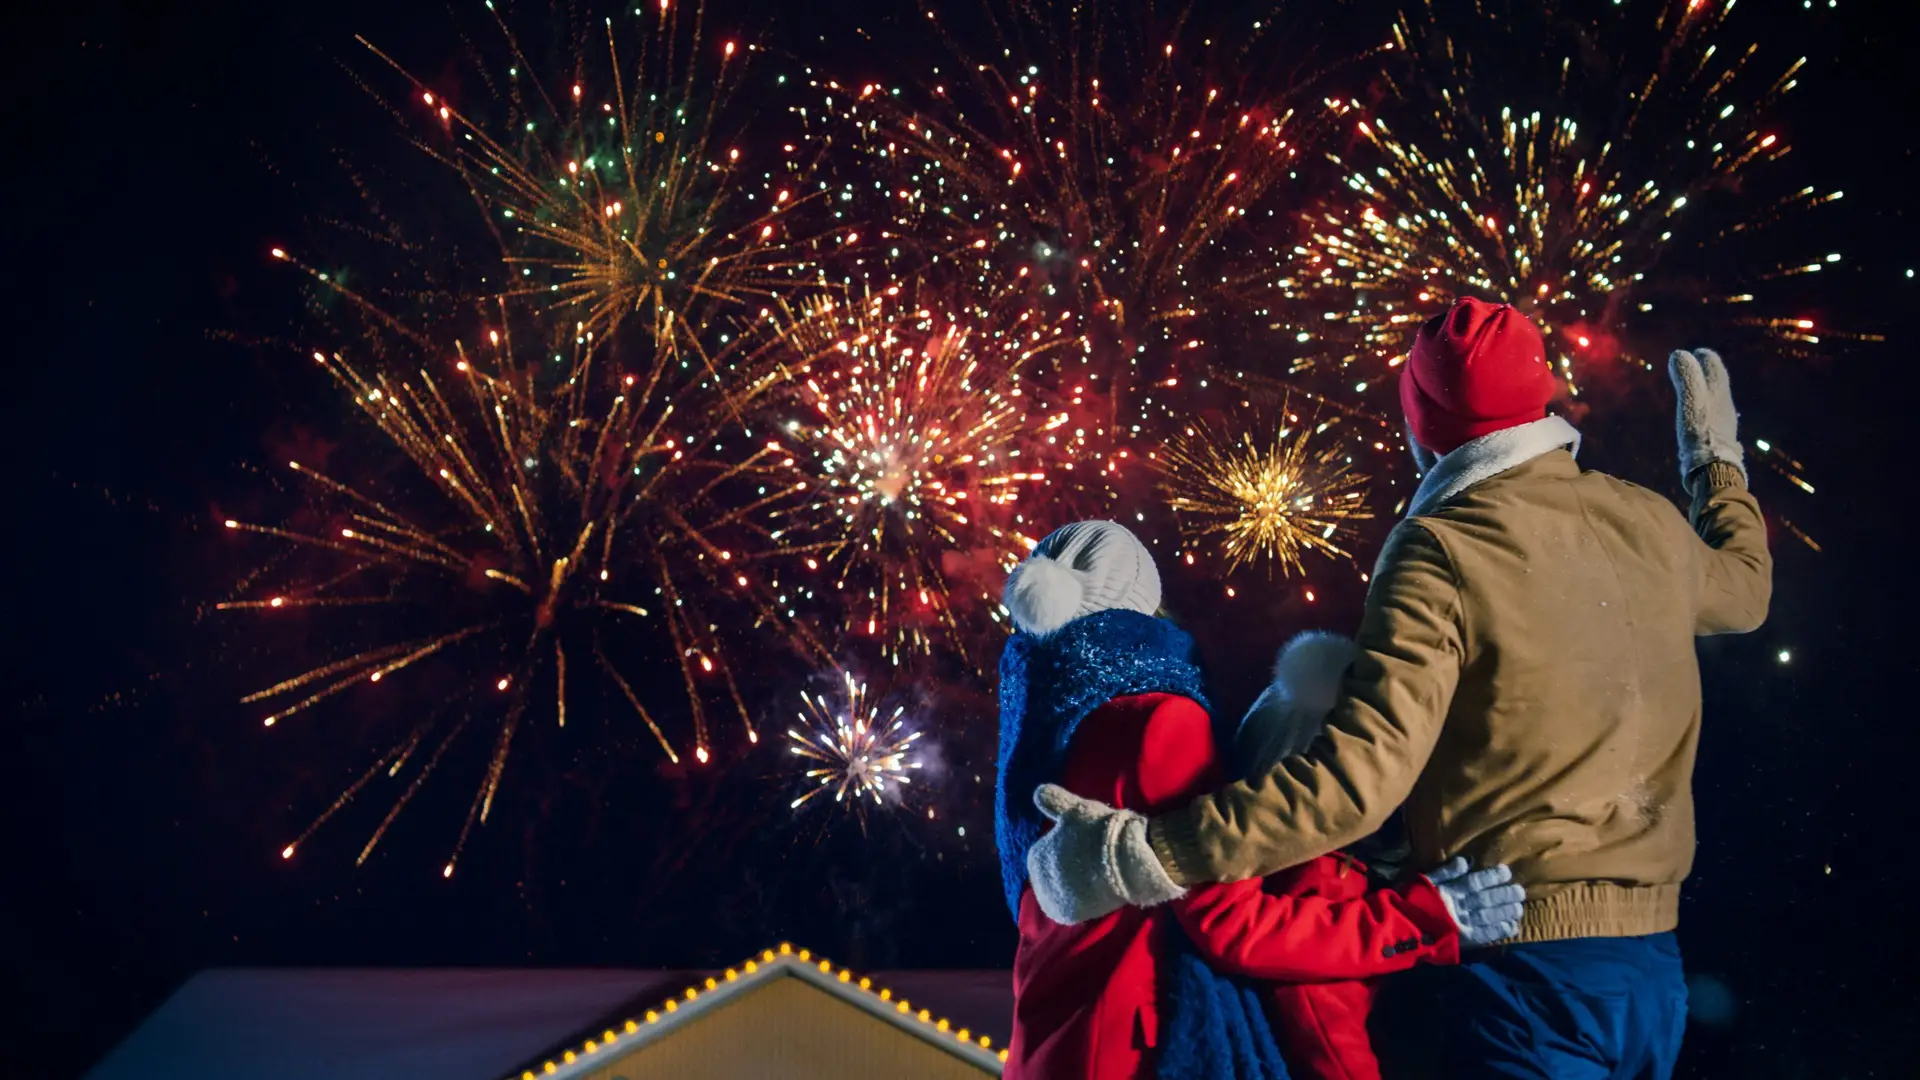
left=520, top=944, right=1005, bottom=1078
left=84, top=945, right=1011, bottom=1080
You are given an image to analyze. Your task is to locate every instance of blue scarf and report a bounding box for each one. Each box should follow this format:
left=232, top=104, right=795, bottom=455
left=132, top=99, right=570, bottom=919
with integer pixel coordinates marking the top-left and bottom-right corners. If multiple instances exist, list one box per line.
left=996, top=610, right=1291, bottom=1080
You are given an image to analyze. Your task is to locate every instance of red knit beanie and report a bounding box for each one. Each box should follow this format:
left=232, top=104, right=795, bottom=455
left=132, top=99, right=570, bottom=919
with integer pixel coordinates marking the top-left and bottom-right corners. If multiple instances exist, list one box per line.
left=1399, top=298, right=1556, bottom=456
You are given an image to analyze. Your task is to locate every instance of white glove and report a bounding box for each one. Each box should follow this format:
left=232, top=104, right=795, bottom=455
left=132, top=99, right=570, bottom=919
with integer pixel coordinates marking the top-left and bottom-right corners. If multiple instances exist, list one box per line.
left=1025, top=784, right=1186, bottom=925
left=1425, top=857, right=1526, bottom=947
left=1669, top=348, right=1745, bottom=489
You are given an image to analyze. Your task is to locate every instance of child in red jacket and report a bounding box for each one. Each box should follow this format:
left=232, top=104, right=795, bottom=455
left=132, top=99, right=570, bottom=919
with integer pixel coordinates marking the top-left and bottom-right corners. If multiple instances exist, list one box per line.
left=999, top=522, right=1522, bottom=1080
left=1171, top=631, right=1524, bottom=1080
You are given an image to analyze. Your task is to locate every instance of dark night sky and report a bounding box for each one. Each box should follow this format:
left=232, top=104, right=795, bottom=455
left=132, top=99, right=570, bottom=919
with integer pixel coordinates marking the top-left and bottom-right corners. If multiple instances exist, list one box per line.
left=5, top=2, right=1917, bottom=1078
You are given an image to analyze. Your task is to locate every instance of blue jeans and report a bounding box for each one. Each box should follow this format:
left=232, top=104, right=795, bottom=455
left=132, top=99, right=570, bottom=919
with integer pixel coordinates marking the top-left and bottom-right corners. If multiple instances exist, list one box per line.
left=1376, top=933, right=1688, bottom=1080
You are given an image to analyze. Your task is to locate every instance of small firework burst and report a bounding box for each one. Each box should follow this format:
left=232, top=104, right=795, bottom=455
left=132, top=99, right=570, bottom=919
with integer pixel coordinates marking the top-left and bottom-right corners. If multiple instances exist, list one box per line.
left=1159, top=409, right=1372, bottom=576
left=787, top=671, right=924, bottom=816
left=764, top=285, right=1059, bottom=661
left=1273, top=0, right=1865, bottom=396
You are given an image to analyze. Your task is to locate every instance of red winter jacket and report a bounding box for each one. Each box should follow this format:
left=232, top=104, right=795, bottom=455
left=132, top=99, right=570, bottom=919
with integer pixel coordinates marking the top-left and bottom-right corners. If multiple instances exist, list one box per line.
left=1005, top=692, right=1458, bottom=1080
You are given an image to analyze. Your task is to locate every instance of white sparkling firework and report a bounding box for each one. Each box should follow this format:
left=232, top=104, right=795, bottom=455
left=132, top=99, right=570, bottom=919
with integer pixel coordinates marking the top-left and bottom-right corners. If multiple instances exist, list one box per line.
left=786, top=672, right=924, bottom=814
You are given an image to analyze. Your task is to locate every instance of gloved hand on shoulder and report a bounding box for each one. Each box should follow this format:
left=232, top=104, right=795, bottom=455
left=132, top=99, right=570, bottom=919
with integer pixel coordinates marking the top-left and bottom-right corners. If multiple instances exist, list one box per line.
left=1425, top=857, right=1526, bottom=947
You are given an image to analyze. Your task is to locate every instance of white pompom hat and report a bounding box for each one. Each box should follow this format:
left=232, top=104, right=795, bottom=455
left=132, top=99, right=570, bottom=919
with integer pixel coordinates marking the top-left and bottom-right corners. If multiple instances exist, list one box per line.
left=1003, top=520, right=1162, bottom=637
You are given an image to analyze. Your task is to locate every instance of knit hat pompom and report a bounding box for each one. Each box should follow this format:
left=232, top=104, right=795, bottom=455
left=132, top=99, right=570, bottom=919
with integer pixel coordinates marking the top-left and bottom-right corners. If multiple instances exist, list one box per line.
left=1004, top=520, right=1161, bottom=637
left=1003, top=555, right=1089, bottom=637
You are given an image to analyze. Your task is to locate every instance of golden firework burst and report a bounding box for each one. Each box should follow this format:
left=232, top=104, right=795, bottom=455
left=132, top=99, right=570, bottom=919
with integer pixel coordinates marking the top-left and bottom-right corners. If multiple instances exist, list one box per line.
left=1271, top=0, right=1870, bottom=396
left=224, top=262, right=827, bottom=873
left=358, top=3, right=833, bottom=357
left=225, top=3, right=870, bottom=872
left=1159, top=411, right=1372, bottom=576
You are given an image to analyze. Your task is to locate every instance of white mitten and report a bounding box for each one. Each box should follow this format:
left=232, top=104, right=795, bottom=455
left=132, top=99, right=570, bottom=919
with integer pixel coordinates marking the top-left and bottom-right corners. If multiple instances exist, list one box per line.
left=1026, top=784, right=1186, bottom=925
left=1668, top=348, right=1745, bottom=489
left=1425, top=857, right=1527, bottom=947
left=1237, top=632, right=1359, bottom=776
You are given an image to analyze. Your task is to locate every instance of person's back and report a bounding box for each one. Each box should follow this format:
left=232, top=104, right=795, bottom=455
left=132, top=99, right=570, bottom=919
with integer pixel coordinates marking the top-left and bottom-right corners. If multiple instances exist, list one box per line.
left=1403, top=448, right=1768, bottom=938
left=997, top=522, right=1297, bottom=1080
left=1008, top=690, right=1213, bottom=1080
left=1018, top=302, right=1772, bottom=1079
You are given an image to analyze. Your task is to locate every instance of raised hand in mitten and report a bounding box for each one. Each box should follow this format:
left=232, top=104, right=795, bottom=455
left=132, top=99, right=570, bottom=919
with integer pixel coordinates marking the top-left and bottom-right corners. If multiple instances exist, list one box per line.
left=1425, top=857, right=1526, bottom=947
left=1025, top=784, right=1186, bottom=925
left=1669, top=348, right=1746, bottom=491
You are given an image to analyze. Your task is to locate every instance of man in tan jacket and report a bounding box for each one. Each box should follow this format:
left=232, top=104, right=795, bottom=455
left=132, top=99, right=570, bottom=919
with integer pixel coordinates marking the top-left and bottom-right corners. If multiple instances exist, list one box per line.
left=1021, top=298, right=1771, bottom=1078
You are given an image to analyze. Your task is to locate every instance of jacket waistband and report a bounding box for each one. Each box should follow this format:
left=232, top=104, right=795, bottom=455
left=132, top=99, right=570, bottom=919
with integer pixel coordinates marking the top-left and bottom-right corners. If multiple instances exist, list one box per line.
left=1515, top=882, right=1681, bottom=943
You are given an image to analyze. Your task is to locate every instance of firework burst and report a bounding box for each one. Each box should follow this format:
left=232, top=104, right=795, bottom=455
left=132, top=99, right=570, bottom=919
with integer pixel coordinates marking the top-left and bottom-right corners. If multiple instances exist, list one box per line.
left=223, top=267, right=830, bottom=873
left=762, top=285, right=1060, bottom=662
left=1273, top=0, right=1865, bottom=397
left=223, top=4, right=882, bottom=872
left=358, top=2, right=835, bottom=356
left=1158, top=407, right=1372, bottom=577
left=803, top=2, right=1337, bottom=430
left=787, top=670, right=924, bottom=817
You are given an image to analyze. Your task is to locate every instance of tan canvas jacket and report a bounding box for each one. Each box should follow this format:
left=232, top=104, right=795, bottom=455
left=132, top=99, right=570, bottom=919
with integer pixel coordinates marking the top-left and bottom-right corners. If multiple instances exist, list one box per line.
left=1149, top=452, right=1771, bottom=942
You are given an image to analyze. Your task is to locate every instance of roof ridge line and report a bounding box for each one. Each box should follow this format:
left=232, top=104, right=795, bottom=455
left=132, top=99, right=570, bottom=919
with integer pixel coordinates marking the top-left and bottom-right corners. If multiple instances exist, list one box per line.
left=511, top=942, right=1006, bottom=1079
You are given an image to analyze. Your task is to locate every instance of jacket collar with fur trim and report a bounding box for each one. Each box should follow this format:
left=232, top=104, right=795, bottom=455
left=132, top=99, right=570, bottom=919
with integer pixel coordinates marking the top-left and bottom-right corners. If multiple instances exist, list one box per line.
left=1407, top=415, right=1581, bottom=518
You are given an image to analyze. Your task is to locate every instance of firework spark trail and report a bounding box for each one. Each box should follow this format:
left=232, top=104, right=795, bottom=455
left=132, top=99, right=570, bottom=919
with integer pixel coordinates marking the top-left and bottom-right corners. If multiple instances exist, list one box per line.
left=1272, top=0, right=1872, bottom=398
left=786, top=671, right=924, bottom=815
left=760, top=285, right=1061, bottom=662
left=1158, top=405, right=1373, bottom=577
